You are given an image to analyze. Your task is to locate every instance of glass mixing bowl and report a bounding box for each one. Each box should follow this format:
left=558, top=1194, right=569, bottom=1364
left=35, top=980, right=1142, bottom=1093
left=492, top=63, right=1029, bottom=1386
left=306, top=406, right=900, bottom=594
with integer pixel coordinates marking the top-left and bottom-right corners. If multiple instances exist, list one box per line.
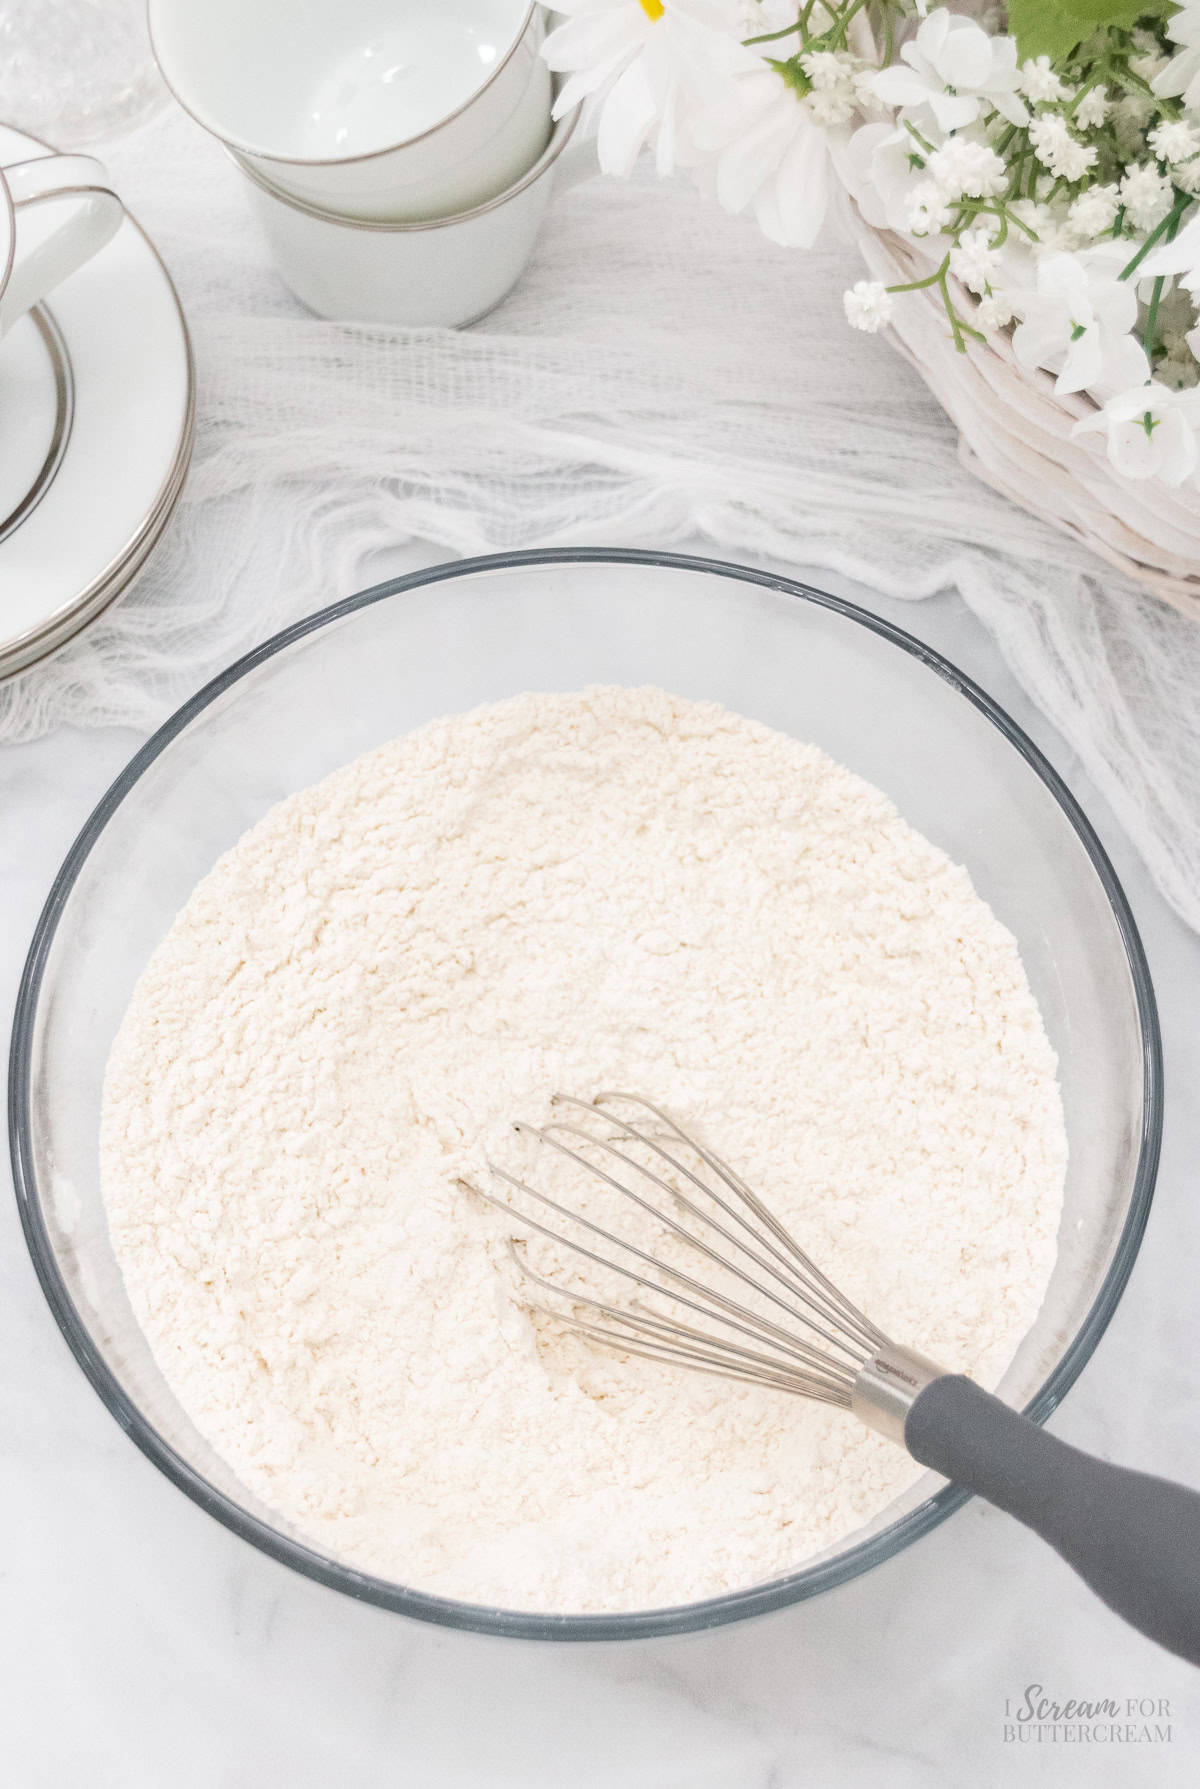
left=9, top=549, right=1162, bottom=1640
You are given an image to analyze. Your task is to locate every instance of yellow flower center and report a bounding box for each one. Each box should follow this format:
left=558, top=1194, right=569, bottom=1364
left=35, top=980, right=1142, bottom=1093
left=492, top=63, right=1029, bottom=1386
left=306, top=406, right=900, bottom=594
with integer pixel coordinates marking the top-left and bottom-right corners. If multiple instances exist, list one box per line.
left=639, top=0, right=665, bottom=18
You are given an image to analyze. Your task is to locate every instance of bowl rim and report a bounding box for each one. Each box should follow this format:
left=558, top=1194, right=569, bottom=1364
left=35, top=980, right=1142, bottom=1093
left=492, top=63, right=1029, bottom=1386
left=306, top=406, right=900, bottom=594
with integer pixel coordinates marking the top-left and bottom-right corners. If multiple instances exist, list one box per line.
left=8, top=546, right=1164, bottom=1642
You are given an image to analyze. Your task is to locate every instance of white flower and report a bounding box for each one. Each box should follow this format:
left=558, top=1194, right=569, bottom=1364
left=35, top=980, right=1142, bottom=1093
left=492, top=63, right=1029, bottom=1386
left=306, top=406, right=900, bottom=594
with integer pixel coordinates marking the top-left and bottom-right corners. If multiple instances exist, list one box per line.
left=904, top=178, right=954, bottom=235
left=1028, top=113, right=1097, bottom=182
left=949, top=221, right=1000, bottom=294
left=1148, top=119, right=1200, bottom=165
left=843, top=279, right=894, bottom=331
left=1074, top=86, right=1110, bottom=129
left=800, top=50, right=856, bottom=92
left=924, top=134, right=1006, bottom=199
left=1141, top=206, right=1200, bottom=294
left=1120, top=161, right=1174, bottom=231
left=871, top=8, right=1027, bottom=132
left=1067, top=183, right=1121, bottom=239
left=976, top=291, right=1015, bottom=330
left=840, top=120, right=938, bottom=232
left=1011, top=249, right=1148, bottom=396
left=542, top=0, right=745, bottom=177
left=693, top=59, right=842, bottom=247
left=1155, top=1, right=1200, bottom=112
left=1074, top=381, right=1200, bottom=483
left=1020, top=56, right=1071, bottom=103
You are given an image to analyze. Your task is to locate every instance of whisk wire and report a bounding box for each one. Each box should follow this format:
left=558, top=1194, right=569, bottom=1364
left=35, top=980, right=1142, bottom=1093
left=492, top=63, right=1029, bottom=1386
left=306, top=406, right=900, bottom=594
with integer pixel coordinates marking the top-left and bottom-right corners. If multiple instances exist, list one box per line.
left=470, top=1165, right=858, bottom=1384
left=525, top=1119, right=867, bottom=1366
left=554, top=1094, right=886, bottom=1356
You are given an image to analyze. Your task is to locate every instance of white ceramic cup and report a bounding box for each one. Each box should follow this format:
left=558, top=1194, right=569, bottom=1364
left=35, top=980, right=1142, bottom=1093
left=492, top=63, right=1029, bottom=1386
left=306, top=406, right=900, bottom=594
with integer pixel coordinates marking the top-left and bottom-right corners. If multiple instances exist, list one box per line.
left=234, top=105, right=595, bottom=328
left=0, top=155, right=123, bottom=338
left=147, top=0, right=552, bottom=224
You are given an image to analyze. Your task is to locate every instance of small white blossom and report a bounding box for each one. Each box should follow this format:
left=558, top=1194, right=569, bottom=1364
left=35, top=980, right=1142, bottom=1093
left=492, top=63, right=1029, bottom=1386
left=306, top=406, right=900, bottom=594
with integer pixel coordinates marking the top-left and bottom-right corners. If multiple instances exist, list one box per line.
left=925, top=135, right=1007, bottom=199
left=1028, top=113, right=1098, bottom=182
left=839, top=120, right=937, bottom=232
left=1156, top=1, right=1200, bottom=112
left=1120, top=161, right=1174, bottom=231
left=1074, top=86, right=1110, bottom=129
left=949, top=222, right=1001, bottom=294
left=800, top=50, right=855, bottom=92
left=807, top=88, right=857, bottom=127
left=1074, top=381, right=1200, bottom=483
left=1012, top=249, right=1147, bottom=396
left=1067, top=183, right=1121, bottom=239
left=843, top=279, right=895, bottom=331
left=904, top=178, right=955, bottom=235
left=871, top=7, right=1027, bottom=132
left=1149, top=119, right=1200, bottom=165
left=1020, top=56, right=1071, bottom=103
left=976, top=291, right=1015, bottom=330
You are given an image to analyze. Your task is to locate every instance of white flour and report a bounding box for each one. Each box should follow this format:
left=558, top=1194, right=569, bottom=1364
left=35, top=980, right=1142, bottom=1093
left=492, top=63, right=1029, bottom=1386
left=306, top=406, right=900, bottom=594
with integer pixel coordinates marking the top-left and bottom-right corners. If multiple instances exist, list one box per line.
left=101, top=686, right=1066, bottom=1612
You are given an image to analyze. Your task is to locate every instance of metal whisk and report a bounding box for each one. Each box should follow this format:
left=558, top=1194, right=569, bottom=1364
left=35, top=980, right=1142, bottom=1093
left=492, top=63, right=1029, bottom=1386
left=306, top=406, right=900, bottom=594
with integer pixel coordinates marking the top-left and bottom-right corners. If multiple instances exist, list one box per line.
left=460, top=1092, right=1200, bottom=1666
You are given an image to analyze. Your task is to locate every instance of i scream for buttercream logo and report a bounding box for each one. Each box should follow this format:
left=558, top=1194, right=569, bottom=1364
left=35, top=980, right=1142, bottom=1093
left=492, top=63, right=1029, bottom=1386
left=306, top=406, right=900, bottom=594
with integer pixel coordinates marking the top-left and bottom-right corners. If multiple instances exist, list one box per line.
left=1002, top=1684, right=1174, bottom=1746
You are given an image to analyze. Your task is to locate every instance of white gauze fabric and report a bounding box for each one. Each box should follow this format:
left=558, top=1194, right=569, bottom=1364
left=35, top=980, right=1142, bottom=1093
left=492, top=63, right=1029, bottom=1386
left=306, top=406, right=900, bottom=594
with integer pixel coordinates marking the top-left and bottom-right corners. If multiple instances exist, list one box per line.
left=3, top=65, right=1200, bottom=935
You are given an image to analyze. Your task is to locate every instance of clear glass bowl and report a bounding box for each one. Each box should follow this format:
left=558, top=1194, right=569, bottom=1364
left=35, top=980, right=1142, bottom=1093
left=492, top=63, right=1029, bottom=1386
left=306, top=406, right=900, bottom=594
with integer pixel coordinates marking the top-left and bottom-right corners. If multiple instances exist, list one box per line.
left=9, top=550, right=1162, bottom=1640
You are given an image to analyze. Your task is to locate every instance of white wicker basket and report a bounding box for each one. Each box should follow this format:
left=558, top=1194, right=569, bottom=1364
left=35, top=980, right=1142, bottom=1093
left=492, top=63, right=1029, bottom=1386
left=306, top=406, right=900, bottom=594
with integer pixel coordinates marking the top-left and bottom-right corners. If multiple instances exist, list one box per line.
left=846, top=203, right=1200, bottom=617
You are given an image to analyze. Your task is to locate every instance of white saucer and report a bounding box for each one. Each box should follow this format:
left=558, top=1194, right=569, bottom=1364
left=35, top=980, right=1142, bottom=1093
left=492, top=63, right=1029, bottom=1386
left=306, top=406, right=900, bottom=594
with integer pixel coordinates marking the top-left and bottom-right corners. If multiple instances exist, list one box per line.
left=0, top=121, right=194, bottom=679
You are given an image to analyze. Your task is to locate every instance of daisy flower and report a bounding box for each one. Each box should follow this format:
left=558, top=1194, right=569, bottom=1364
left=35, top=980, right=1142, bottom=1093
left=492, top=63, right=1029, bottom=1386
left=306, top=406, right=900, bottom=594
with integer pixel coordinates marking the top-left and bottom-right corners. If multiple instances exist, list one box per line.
left=541, top=0, right=744, bottom=177
left=692, top=57, right=851, bottom=248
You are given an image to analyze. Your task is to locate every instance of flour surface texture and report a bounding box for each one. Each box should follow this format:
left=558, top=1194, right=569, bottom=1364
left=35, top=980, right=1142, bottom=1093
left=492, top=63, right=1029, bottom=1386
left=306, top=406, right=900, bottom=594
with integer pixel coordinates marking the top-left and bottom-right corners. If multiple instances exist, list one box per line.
left=101, top=686, right=1066, bottom=1613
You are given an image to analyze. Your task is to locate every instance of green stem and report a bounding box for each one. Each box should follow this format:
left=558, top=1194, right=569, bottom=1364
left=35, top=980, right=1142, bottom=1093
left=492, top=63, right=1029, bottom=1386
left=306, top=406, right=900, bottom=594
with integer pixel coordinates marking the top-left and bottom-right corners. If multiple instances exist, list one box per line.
left=1119, top=190, right=1192, bottom=281
left=829, top=0, right=870, bottom=48
left=1143, top=199, right=1186, bottom=363
left=886, top=253, right=952, bottom=295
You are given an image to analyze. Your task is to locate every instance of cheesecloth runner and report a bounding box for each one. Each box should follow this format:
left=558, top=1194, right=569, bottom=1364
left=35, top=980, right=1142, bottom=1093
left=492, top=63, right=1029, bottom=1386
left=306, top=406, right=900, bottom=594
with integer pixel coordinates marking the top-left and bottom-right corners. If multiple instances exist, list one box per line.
left=3, top=33, right=1199, bottom=934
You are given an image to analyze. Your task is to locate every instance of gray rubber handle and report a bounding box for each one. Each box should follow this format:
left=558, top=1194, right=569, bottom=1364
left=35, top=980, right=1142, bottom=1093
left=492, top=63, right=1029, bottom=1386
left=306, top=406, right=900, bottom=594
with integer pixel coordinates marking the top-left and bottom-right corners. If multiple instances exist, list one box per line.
left=906, top=1375, right=1200, bottom=1666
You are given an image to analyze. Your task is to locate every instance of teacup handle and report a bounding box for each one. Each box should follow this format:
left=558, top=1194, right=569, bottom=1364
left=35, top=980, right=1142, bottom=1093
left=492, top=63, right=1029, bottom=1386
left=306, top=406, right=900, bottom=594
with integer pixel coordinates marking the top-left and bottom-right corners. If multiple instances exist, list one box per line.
left=0, top=154, right=124, bottom=337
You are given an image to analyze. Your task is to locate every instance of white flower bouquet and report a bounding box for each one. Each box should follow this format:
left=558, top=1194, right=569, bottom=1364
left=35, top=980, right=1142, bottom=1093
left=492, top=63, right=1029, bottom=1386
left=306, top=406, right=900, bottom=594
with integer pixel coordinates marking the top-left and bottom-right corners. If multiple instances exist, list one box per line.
left=541, top=0, right=1200, bottom=587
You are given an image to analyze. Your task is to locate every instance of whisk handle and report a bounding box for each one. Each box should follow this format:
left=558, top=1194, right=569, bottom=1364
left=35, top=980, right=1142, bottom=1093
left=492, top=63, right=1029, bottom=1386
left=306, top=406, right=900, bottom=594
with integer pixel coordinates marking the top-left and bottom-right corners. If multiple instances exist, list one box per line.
left=905, top=1374, right=1200, bottom=1666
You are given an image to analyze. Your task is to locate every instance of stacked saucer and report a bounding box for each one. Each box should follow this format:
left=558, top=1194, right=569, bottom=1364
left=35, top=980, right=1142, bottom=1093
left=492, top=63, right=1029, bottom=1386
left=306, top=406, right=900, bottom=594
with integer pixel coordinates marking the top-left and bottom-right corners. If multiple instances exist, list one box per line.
left=0, top=121, right=193, bottom=680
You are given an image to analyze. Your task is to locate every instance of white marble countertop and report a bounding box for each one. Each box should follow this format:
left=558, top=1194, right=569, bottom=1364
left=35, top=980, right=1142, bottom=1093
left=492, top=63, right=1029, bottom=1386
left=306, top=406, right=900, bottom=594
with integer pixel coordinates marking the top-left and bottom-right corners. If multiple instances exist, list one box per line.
left=4, top=549, right=1200, bottom=1787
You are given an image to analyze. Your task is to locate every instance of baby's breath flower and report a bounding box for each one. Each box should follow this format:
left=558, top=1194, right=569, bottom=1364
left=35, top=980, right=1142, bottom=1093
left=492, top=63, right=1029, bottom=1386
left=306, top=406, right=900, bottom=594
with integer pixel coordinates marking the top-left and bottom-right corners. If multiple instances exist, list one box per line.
left=807, top=89, right=856, bottom=126
left=926, top=137, right=1007, bottom=199
left=799, top=49, right=855, bottom=92
left=949, top=222, right=1001, bottom=293
left=1068, top=182, right=1121, bottom=238
left=1028, top=113, right=1098, bottom=182
left=1149, top=118, right=1200, bottom=165
left=976, top=291, right=1015, bottom=330
left=1074, top=86, right=1110, bottom=129
left=1020, top=56, right=1072, bottom=103
left=1120, top=161, right=1174, bottom=230
left=843, top=279, right=894, bottom=332
left=904, top=179, right=955, bottom=235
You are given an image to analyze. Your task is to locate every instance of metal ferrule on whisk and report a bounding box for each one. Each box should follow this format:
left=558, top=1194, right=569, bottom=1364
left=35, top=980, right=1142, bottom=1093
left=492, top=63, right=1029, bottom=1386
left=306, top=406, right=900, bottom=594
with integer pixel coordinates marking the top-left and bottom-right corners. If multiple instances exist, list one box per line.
left=851, top=1344, right=946, bottom=1446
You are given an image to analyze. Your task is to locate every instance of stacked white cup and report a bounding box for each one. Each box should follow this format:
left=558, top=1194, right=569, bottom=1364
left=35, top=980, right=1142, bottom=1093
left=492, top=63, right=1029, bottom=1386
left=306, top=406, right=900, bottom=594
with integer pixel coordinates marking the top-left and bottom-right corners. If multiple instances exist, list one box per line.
left=148, top=0, right=593, bottom=326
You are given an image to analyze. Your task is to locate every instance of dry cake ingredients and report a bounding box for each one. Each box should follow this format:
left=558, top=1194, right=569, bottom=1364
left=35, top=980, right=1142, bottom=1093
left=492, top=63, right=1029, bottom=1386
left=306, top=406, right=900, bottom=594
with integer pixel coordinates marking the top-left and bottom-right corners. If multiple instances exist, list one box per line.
left=101, top=686, right=1067, bottom=1612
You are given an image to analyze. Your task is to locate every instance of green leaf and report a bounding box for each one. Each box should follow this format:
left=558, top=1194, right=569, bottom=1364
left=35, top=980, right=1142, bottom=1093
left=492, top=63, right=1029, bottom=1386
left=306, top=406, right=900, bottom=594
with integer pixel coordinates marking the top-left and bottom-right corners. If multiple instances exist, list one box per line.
left=1006, top=0, right=1148, bottom=64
